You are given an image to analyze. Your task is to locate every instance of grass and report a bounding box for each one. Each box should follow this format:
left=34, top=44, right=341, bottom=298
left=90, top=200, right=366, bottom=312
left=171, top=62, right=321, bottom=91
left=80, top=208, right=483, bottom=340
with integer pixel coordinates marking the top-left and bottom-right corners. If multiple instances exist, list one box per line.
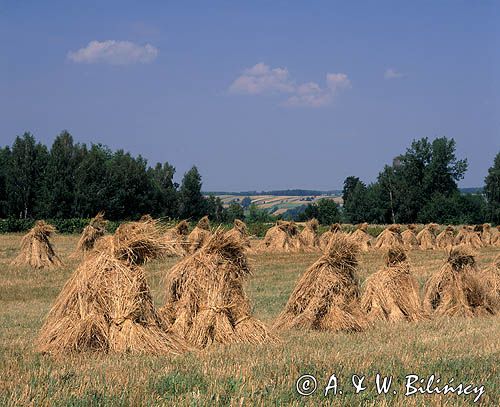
left=0, top=233, right=499, bottom=406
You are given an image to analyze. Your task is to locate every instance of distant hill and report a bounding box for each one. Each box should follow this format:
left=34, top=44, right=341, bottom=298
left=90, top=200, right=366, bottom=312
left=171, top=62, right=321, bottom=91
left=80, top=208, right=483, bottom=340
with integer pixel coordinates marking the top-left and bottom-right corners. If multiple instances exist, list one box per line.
left=460, top=187, right=483, bottom=194
left=205, top=189, right=342, bottom=197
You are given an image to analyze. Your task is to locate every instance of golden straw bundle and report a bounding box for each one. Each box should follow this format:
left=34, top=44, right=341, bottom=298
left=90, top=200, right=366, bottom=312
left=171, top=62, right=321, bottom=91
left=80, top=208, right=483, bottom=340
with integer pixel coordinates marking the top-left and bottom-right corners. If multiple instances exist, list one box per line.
left=423, top=246, right=496, bottom=317
left=75, top=212, right=107, bottom=254
left=164, top=220, right=190, bottom=256
left=37, top=218, right=190, bottom=355
left=401, top=224, right=418, bottom=250
left=186, top=216, right=211, bottom=254
left=161, top=228, right=278, bottom=348
left=349, top=223, right=372, bottom=252
left=11, top=220, right=62, bottom=269
left=454, top=226, right=483, bottom=249
left=436, top=226, right=455, bottom=250
left=361, top=245, right=425, bottom=322
left=320, top=223, right=344, bottom=250
left=298, top=218, right=321, bottom=252
left=226, top=219, right=252, bottom=250
left=274, top=234, right=366, bottom=332
left=259, top=220, right=300, bottom=253
left=416, top=224, right=438, bottom=250
left=374, top=224, right=403, bottom=250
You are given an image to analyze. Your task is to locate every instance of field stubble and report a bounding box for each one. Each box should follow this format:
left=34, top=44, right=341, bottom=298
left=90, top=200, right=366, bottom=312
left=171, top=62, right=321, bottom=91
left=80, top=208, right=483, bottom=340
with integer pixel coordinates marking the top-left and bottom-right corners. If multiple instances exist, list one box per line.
left=0, top=234, right=498, bottom=406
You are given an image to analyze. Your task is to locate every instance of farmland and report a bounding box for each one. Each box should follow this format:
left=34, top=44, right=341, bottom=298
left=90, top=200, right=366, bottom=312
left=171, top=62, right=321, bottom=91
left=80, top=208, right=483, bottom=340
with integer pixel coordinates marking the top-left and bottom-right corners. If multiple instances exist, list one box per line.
left=216, top=194, right=343, bottom=216
left=1, top=233, right=499, bottom=406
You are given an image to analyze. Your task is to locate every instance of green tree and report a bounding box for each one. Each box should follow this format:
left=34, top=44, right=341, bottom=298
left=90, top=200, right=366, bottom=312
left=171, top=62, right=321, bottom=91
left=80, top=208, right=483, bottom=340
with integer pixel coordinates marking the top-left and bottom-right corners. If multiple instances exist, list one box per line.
left=418, top=192, right=487, bottom=224
left=342, top=176, right=361, bottom=203
left=179, top=166, right=206, bottom=220
left=73, top=144, right=112, bottom=217
left=225, top=202, right=244, bottom=223
left=0, top=146, right=10, bottom=217
left=316, top=198, right=341, bottom=225
left=342, top=177, right=369, bottom=223
left=484, top=152, right=500, bottom=224
left=104, top=150, right=152, bottom=220
left=376, top=137, right=467, bottom=223
left=246, top=204, right=272, bottom=223
left=6, top=132, right=48, bottom=218
left=42, top=131, right=84, bottom=217
left=206, top=195, right=225, bottom=222
left=241, top=196, right=252, bottom=209
left=147, top=162, right=178, bottom=218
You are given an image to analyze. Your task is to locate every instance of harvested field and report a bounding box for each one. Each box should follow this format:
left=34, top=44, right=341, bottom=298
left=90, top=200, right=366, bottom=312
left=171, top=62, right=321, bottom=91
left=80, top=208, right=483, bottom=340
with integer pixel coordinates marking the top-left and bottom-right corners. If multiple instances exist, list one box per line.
left=0, top=233, right=499, bottom=406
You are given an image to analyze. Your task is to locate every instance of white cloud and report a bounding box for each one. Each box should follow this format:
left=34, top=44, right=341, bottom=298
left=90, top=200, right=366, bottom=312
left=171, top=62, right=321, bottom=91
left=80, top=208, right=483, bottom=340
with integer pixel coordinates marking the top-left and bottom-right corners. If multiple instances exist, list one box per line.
left=384, top=68, right=405, bottom=79
left=229, top=62, right=294, bottom=94
left=326, top=73, right=351, bottom=91
left=230, top=63, right=351, bottom=107
left=67, top=40, right=158, bottom=65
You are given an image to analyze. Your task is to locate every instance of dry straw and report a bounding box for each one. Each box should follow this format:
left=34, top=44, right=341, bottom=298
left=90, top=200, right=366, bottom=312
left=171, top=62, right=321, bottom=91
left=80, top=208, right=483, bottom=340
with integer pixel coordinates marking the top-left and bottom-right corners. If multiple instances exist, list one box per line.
left=483, top=254, right=500, bottom=310
left=416, top=223, right=438, bottom=250
left=423, top=245, right=496, bottom=317
left=11, top=220, right=62, bottom=269
left=259, top=220, right=300, bottom=252
left=37, top=218, right=190, bottom=355
left=480, top=224, right=492, bottom=246
left=226, top=219, right=252, bottom=250
left=186, top=216, right=211, bottom=254
left=320, top=223, right=344, bottom=250
left=454, top=226, right=483, bottom=249
left=361, top=245, right=425, bottom=322
left=298, top=218, right=321, bottom=252
left=75, top=212, right=108, bottom=255
left=161, top=228, right=278, bottom=348
left=349, top=223, right=372, bottom=252
left=374, top=224, right=403, bottom=250
left=401, top=224, right=419, bottom=250
left=164, top=220, right=190, bottom=256
left=491, top=226, right=500, bottom=247
left=436, top=225, right=455, bottom=250
left=274, top=234, right=366, bottom=332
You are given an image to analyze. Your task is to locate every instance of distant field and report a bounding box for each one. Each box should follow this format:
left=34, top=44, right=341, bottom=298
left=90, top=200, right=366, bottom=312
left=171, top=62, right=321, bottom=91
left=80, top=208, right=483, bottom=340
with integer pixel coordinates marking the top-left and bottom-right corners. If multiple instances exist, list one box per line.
left=1, top=234, right=498, bottom=406
left=216, top=195, right=344, bottom=216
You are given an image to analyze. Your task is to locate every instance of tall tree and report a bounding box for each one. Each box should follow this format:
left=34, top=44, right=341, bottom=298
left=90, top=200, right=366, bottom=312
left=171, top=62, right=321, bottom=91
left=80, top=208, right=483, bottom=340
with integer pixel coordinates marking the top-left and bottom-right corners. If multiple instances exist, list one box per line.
left=342, top=178, right=369, bottom=223
left=104, top=150, right=152, bottom=220
left=6, top=133, right=48, bottom=218
left=0, top=146, right=11, bottom=217
left=147, top=162, right=178, bottom=218
left=377, top=136, right=467, bottom=223
left=42, top=131, right=84, bottom=217
left=178, top=166, right=206, bottom=220
left=206, top=195, right=225, bottom=222
left=73, top=144, right=112, bottom=217
left=224, top=202, right=244, bottom=223
left=342, top=176, right=361, bottom=203
left=484, top=152, right=500, bottom=223
left=316, top=198, right=341, bottom=225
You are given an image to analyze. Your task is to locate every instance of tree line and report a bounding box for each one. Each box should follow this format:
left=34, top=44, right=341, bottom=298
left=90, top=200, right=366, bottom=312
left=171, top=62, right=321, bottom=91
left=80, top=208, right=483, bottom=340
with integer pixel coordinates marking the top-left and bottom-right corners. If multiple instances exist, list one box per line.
left=335, top=137, right=499, bottom=225
left=0, top=131, right=244, bottom=222
left=0, top=132, right=498, bottom=225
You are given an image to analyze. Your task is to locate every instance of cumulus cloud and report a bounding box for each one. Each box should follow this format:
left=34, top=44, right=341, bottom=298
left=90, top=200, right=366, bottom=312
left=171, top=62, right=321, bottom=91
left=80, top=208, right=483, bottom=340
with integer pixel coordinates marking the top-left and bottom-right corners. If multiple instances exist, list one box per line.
left=229, top=62, right=294, bottom=94
left=384, top=68, right=405, bottom=79
left=67, top=40, right=158, bottom=65
left=230, top=63, right=351, bottom=107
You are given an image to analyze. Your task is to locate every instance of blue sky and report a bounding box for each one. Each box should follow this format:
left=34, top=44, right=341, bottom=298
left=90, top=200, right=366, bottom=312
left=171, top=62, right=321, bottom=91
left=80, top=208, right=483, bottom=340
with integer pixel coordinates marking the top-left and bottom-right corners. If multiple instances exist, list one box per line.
left=1, top=1, right=498, bottom=191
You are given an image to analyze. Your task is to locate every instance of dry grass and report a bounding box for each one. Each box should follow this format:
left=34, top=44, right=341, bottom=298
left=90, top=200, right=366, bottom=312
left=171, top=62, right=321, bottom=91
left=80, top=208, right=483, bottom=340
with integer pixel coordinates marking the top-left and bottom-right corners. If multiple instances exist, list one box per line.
left=74, top=212, right=107, bottom=255
left=11, top=221, right=62, bottom=269
left=0, top=233, right=499, bottom=405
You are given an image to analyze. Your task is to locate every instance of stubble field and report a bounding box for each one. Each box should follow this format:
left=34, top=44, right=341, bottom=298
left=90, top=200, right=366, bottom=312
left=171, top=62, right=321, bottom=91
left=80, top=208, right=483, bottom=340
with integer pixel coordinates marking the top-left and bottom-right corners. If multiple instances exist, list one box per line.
left=0, top=234, right=498, bottom=406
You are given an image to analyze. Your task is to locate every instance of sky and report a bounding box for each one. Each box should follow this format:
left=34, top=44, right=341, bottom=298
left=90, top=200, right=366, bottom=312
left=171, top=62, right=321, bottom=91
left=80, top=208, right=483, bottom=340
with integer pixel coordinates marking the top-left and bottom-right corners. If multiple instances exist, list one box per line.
left=1, top=1, right=498, bottom=191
